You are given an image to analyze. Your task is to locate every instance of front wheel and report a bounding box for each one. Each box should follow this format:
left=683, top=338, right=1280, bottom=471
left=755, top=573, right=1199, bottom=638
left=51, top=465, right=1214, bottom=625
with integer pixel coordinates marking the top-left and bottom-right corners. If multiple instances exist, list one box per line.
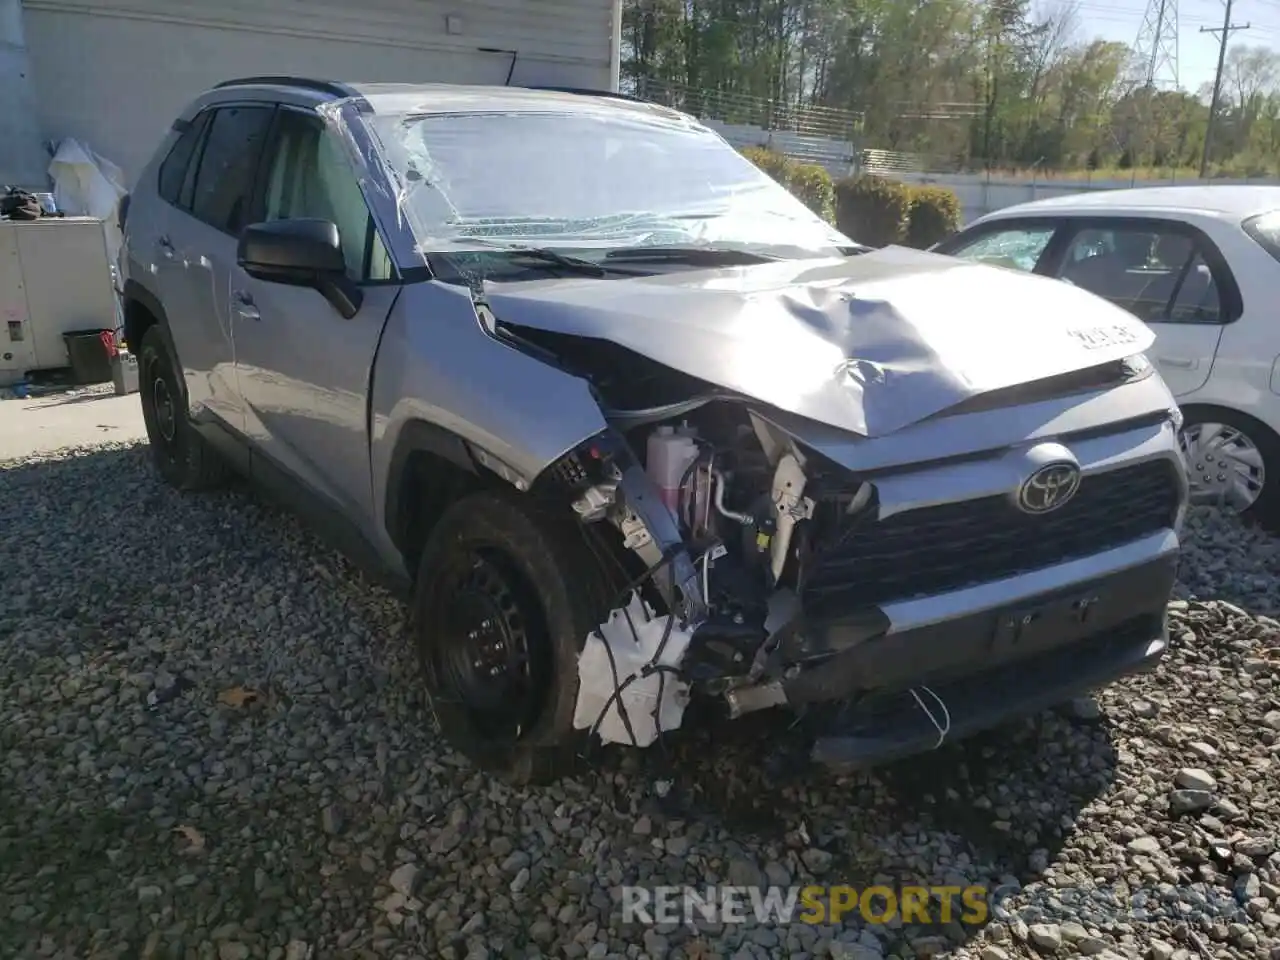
left=1179, top=407, right=1280, bottom=534
left=411, top=491, right=612, bottom=785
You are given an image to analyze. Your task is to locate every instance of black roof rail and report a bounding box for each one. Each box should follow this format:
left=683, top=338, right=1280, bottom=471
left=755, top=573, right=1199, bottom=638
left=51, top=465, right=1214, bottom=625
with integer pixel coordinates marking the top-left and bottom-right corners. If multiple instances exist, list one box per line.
left=521, top=85, right=652, bottom=105
left=213, top=76, right=354, bottom=98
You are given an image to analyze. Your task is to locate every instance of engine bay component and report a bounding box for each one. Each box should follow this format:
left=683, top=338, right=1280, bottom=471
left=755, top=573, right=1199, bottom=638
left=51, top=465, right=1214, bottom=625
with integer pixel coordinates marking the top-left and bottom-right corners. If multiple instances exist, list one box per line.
left=568, top=405, right=878, bottom=750
left=724, top=680, right=788, bottom=718
left=768, top=452, right=815, bottom=583
left=646, top=423, right=701, bottom=513
left=572, top=591, right=695, bottom=746
left=571, top=479, right=618, bottom=522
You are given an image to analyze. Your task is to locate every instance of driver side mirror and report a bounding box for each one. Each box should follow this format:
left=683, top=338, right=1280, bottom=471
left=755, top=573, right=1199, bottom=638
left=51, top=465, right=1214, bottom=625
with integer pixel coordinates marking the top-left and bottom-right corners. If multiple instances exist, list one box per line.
left=237, top=218, right=362, bottom=319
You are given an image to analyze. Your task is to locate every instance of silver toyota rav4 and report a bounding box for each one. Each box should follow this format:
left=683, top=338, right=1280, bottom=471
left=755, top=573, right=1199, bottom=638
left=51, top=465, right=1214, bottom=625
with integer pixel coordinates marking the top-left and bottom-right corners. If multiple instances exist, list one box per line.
left=120, top=76, right=1188, bottom=784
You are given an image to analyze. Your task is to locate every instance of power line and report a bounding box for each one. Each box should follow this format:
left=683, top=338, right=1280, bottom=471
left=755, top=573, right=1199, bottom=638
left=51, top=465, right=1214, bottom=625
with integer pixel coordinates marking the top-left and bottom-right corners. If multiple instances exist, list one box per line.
left=1200, top=0, right=1251, bottom=177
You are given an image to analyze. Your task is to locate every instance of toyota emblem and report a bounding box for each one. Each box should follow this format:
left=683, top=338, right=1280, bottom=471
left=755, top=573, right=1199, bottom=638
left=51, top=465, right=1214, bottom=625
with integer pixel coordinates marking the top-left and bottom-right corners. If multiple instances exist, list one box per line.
left=1017, top=462, right=1082, bottom=514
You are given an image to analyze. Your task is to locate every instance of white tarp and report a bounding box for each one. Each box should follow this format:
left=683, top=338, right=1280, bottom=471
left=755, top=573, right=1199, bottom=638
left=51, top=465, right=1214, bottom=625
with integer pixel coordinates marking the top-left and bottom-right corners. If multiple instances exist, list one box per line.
left=47, top=138, right=128, bottom=273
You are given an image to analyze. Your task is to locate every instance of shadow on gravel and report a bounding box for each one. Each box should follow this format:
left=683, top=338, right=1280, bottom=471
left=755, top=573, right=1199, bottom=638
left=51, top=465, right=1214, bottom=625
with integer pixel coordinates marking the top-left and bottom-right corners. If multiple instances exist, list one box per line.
left=613, top=705, right=1117, bottom=868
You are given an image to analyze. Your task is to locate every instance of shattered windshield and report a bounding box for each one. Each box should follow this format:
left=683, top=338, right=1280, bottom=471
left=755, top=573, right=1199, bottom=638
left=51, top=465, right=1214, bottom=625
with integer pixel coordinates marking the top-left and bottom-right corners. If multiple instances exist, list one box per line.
left=357, top=106, right=852, bottom=259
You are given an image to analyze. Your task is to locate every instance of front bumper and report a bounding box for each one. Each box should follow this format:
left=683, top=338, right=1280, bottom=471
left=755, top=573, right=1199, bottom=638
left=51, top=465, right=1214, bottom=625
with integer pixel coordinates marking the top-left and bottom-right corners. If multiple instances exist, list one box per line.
left=809, top=611, right=1166, bottom=770
left=783, top=531, right=1178, bottom=702
left=724, top=530, right=1178, bottom=768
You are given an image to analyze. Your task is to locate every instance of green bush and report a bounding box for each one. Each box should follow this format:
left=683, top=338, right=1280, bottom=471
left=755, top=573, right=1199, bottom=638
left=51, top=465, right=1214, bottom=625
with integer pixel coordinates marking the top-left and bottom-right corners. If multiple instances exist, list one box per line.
left=833, top=175, right=912, bottom=247
left=904, top=185, right=961, bottom=248
left=788, top=163, right=836, bottom=224
left=738, top=147, right=838, bottom=226
left=740, top=145, right=796, bottom=187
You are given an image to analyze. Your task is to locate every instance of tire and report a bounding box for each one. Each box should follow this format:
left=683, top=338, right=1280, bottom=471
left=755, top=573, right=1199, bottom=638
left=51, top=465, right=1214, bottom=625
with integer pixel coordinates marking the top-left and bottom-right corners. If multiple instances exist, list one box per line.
left=411, top=490, right=613, bottom=785
left=1179, top=406, right=1280, bottom=534
left=137, top=325, right=228, bottom=491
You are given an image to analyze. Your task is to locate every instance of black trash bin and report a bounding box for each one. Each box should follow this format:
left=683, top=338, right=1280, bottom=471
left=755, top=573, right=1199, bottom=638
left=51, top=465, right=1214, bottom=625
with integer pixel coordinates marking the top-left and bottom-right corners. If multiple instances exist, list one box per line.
left=63, top=329, right=114, bottom=384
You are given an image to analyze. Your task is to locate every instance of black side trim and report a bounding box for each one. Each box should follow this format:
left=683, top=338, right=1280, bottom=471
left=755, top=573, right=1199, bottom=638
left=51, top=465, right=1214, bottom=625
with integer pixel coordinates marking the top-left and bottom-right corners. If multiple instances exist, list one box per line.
left=248, top=434, right=411, bottom=596
left=123, top=278, right=167, bottom=329
left=186, top=418, right=409, bottom=596
left=190, top=417, right=252, bottom=475
left=213, top=76, right=357, bottom=98
left=382, top=420, right=481, bottom=552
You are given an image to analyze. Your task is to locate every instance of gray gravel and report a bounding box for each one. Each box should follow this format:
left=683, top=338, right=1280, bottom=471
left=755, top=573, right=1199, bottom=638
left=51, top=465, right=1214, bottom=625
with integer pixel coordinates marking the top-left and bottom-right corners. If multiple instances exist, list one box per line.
left=2, top=442, right=1279, bottom=960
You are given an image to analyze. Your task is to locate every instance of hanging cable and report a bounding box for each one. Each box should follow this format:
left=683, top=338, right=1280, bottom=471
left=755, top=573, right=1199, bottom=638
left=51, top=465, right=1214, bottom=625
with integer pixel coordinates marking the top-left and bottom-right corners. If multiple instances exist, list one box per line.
left=909, top=685, right=952, bottom=749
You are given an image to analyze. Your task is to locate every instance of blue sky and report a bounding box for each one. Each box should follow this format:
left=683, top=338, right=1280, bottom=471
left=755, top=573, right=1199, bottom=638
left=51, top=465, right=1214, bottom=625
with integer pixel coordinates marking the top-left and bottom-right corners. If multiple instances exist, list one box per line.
left=1057, top=0, right=1280, bottom=92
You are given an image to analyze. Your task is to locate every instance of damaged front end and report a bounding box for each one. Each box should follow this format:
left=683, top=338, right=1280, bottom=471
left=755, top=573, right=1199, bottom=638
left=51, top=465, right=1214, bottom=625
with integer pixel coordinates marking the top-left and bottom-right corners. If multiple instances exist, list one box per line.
left=537, top=396, right=859, bottom=749
left=496, top=299, right=1182, bottom=770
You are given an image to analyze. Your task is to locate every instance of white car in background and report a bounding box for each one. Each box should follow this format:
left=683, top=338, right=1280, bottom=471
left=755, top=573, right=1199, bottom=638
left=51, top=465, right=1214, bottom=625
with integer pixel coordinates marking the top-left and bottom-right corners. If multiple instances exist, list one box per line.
left=933, top=186, right=1280, bottom=533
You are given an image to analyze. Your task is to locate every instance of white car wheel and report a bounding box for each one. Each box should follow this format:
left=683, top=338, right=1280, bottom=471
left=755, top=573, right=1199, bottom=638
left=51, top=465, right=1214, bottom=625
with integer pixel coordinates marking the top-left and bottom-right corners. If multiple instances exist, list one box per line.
left=1178, top=420, right=1266, bottom=512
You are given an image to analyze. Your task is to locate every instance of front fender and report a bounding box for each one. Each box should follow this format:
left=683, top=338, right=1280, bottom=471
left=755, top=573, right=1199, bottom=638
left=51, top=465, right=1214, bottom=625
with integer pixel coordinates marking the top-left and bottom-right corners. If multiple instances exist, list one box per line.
left=369, top=280, right=609, bottom=532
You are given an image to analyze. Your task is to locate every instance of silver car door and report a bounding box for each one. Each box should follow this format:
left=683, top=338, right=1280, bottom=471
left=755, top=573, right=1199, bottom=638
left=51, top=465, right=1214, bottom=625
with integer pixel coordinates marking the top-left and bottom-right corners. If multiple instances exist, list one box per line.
left=167, top=102, right=275, bottom=434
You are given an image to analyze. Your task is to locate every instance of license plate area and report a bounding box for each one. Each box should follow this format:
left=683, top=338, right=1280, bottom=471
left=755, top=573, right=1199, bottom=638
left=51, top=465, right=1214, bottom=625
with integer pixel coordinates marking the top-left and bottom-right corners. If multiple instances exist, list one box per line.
left=989, top=591, right=1102, bottom=657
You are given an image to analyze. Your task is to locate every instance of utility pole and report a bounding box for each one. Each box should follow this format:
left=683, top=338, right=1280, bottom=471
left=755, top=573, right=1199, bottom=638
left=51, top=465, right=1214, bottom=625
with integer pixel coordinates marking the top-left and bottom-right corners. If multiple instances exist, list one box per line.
left=1199, top=0, right=1250, bottom=178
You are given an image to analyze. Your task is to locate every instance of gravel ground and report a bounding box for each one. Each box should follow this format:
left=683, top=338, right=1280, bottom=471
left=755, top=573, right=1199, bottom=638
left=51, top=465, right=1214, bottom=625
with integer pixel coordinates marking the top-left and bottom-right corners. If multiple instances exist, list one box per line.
left=1, top=440, right=1278, bottom=960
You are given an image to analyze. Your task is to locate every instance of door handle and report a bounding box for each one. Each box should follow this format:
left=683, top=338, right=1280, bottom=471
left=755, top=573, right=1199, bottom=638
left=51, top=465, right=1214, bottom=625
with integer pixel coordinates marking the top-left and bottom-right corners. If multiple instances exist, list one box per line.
left=157, top=236, right=175, bottom=260
left=1156, top=356, right=1197, bottom=369
left=232, top=290, right=260, bottom=322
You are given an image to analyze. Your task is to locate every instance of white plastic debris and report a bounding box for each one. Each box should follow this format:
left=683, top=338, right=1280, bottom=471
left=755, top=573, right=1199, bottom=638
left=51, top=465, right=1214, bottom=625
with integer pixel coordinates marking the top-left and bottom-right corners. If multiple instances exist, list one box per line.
left=47, top=137, right=129, bottom=269
left=573, top=591, right=694, bottom=747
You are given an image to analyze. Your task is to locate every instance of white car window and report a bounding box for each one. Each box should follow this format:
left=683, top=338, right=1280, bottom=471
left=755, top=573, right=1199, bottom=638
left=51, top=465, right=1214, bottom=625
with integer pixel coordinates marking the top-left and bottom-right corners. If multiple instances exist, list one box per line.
left=1056, top=225, right=1221, bottom=324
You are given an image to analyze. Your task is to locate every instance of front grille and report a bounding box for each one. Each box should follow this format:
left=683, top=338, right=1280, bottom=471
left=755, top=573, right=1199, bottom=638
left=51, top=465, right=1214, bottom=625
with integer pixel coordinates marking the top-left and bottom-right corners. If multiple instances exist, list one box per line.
left=802, top=459, right=1181, bottom=611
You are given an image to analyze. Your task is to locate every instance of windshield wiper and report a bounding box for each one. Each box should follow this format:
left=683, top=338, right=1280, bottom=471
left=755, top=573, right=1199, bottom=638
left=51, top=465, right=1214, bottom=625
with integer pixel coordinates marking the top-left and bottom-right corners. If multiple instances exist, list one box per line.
left=492, top=247, right=608, bottom=277
left=451, top=240, right=609, bottom=277
left=602, top=245, right=781, bottom=266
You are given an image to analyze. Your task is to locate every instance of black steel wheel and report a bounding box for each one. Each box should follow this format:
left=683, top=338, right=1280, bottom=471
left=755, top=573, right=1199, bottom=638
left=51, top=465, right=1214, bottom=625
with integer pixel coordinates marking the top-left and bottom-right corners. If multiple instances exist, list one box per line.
left=433, top=548, right=551, bottom=741
left=412, top=490, right=613, bottom=785
left=137, top=325, right=227, bottom=491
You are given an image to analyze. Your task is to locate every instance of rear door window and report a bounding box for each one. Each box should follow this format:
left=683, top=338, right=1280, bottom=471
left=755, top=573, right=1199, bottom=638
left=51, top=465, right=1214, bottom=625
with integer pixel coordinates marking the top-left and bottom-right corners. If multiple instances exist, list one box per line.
left=157, top=112, right=211, bottom=208
left=187, top=105, right=275, bottom=234
left=1054, top=222, right=1227, bottom=324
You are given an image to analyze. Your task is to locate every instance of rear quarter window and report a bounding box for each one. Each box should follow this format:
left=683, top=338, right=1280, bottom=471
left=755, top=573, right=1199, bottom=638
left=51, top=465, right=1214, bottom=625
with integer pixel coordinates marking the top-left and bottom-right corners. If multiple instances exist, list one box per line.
left=1243, top=210, right=1280, bottom=263
left=157, top=112, right=210, bottom=206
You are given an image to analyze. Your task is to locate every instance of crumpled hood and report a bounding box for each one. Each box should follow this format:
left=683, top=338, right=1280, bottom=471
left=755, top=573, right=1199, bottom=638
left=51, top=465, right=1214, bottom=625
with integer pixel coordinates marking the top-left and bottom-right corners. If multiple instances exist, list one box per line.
left=481, top=244, right=1155, bottom=437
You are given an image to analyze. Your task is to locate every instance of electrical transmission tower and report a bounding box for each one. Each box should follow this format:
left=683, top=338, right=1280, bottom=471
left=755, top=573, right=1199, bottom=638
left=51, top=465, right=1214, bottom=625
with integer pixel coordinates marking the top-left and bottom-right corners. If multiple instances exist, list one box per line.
left=1134, top=0, right=1180, bottom=88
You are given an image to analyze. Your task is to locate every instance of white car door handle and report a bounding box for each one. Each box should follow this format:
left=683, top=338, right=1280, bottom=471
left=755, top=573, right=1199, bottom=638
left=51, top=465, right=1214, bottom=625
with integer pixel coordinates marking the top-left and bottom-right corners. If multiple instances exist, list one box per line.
left=1157, top=356, right=1197, bottom=369
left=232, top=291, right=260, bottom=321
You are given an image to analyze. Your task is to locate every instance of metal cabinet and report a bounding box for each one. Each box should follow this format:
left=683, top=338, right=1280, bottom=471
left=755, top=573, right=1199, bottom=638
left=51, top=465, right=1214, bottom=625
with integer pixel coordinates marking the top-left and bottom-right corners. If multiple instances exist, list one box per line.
left=0, top=217, right=118, bottom=386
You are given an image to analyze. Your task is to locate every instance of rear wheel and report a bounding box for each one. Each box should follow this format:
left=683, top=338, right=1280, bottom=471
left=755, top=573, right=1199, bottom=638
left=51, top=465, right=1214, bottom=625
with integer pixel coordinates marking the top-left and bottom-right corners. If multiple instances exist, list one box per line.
left=411, top=491, right=612, bottom=785
left=1179, top=406, right=1280, bottom=534
left=137, top=325, right=227, bottom=491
